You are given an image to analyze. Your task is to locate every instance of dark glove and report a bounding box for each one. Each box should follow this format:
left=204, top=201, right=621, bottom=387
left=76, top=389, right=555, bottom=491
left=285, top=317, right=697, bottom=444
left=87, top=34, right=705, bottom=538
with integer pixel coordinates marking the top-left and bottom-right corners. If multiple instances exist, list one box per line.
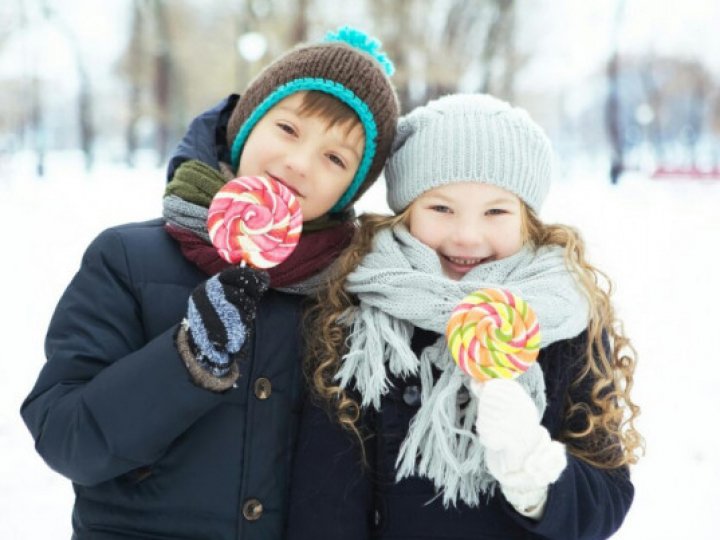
left=181, top=266, right=269, bottom=380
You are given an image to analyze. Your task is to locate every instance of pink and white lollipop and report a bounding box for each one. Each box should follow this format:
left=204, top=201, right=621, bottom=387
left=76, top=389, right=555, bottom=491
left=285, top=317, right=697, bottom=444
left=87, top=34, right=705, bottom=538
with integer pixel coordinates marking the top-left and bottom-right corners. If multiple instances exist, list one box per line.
left=207, top=176, right=303, bottom=269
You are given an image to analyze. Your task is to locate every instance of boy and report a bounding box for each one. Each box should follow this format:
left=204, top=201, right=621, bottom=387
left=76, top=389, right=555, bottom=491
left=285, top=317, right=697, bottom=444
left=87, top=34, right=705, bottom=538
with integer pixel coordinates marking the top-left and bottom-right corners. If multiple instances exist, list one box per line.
left=21, top=27, right=398, bottom=540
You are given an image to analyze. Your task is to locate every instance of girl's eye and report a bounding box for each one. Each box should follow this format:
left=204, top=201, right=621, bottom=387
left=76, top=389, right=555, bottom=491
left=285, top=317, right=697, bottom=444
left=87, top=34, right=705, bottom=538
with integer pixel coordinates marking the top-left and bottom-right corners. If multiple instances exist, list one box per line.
left=486, top=208, right=508, bottom=216
left=277, top=122, right=296, bottom=135
left=327, top=154, right=346, bottom=169
left=430, top=205, right=452, bottom=214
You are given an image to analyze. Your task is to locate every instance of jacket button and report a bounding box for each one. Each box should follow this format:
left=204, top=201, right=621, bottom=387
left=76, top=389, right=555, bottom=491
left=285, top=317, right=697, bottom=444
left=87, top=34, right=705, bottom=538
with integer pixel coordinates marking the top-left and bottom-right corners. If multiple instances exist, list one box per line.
left=402, top=385, right=420, bottom=406
left=242, top=498, right=263, bottom=521
left=254, top=377, right=272, bottom=400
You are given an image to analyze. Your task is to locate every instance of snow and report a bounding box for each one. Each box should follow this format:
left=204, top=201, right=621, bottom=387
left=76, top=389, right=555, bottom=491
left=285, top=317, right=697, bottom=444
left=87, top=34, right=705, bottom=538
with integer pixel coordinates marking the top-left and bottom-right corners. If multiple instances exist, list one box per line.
left=1, top=153, right=719, bottom=538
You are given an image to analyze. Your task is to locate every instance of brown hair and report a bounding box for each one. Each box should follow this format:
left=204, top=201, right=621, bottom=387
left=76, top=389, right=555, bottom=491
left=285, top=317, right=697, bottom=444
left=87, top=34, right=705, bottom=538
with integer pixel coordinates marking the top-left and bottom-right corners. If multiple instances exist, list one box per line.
left=297, top=90, right=361, bottom=135
left=305, top=204, right=644, bottom=470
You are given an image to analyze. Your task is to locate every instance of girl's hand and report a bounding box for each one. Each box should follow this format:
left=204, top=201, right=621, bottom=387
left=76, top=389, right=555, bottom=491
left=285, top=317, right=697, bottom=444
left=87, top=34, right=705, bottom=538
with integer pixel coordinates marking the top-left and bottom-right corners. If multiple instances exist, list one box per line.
left=471, top=379, right=567, bottom=516
left=472, top=379, right=541, bottom=454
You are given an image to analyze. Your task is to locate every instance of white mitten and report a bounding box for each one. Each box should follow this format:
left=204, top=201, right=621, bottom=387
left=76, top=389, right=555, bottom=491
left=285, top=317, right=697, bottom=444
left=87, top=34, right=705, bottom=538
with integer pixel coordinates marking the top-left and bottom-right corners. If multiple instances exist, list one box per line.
left=472, top=379, right=567, bottom=516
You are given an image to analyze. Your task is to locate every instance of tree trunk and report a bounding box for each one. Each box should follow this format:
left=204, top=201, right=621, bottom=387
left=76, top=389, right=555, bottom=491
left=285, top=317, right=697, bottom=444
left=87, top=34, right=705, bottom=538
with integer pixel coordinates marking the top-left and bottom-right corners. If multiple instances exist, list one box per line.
left=291, top=0, right=310, bottom=44
left=153, top=0, right=173, bottom=166
left=606, top=0, right=626, bottom=184
left=125, top=0, right=144, bottom=167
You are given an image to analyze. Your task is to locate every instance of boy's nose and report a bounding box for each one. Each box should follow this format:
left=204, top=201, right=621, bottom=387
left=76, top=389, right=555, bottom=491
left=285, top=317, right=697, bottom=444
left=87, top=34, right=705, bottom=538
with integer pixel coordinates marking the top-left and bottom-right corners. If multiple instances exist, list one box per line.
left=283, top=146, right=312, bottom=177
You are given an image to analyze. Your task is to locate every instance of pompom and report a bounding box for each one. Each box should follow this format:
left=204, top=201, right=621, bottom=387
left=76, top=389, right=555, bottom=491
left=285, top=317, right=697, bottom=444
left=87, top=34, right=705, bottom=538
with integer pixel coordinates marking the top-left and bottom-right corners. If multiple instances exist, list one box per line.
left=324, top=26, right=395, bottom=76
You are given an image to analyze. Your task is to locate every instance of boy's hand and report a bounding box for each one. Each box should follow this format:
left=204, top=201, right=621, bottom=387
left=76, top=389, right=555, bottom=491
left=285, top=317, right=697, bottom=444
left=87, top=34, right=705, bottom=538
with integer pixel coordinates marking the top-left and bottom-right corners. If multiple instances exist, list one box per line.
left=472, top=379, right=566, bottom=515
left=183, top=266, right=269, bottom=378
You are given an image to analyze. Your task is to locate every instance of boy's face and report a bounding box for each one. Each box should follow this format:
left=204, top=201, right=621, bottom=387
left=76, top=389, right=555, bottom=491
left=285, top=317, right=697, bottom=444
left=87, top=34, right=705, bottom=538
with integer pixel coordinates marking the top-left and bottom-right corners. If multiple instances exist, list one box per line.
left=407, top=182, right=524, bottom=280
left=238, top=93, right=365, bottom=221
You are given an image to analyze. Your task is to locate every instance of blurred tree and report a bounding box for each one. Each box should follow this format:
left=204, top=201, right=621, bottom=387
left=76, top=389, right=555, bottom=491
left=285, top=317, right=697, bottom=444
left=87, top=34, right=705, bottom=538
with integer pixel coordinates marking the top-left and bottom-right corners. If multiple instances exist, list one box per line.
left=122, top=0, right=146, bottom=167
left=152, top=0, right=173, bottom=165
left=120, top=0, right=181, bottom=167
left=474, top=0, right=518, bottom=100
left=635, top=56, right=716, bottom=170
left=19, top=0, right=46, bottom=176
left=291, top=0, right=310, bottom=43
left=368, top=0, right=523, bottom=112
left=606, top=0, right=626, bottom=184
left=43, top=3, right=95, bottom=171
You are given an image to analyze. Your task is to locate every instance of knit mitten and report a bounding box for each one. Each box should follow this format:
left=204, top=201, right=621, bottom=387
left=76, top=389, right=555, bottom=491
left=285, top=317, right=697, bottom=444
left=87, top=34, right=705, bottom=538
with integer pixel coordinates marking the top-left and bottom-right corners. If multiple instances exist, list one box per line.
left=472, top=379, right=567, bottom=517
left=177, top=266, right=269, bottom=391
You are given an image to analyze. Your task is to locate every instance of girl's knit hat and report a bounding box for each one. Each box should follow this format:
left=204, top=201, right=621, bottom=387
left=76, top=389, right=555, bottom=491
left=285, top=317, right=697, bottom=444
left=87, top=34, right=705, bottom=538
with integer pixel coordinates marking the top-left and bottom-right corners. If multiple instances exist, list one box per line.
left=227, top=27, right=399, bottom=213
left=385, top=93, right=553, bottom=213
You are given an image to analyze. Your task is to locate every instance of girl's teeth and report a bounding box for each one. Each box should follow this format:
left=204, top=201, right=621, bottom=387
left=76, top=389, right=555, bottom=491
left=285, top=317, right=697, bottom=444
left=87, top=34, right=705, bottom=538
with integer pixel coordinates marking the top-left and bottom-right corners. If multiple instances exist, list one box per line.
left=448, top=256, right=482, bottom=265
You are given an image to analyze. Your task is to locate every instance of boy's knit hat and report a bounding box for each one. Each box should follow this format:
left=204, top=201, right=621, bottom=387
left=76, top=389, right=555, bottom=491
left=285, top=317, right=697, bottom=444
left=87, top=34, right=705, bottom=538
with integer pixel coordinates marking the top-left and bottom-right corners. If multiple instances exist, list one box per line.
left=227, top=27, right=399, bottom=213
left=385, top=93, right=553, bottom=213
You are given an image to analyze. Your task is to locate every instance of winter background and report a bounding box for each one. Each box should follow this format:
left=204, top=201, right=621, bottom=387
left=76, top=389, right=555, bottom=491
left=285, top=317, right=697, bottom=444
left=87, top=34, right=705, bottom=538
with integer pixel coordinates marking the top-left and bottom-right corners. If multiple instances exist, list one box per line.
left=1, top=1, right=719, bottom=539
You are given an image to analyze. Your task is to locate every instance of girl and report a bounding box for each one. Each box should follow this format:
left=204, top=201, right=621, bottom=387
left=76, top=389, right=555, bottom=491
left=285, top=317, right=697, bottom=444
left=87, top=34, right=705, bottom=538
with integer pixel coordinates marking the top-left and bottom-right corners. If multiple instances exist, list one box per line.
left=287, top=94, right=642, bottom=540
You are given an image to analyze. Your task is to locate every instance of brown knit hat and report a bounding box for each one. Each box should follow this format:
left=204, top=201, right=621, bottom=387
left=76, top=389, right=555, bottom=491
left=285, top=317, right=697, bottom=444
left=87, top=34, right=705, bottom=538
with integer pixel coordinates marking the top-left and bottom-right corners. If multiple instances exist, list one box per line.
left=227, top=27, right=399, bottom=212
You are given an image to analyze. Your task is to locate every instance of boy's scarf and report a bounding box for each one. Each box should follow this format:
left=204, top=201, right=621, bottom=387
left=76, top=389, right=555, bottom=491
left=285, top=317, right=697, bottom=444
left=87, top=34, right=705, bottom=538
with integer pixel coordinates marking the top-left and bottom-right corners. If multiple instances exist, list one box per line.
left=337, top=225, right=589, bottom=507
left=162, top=159, right=355, bottom=293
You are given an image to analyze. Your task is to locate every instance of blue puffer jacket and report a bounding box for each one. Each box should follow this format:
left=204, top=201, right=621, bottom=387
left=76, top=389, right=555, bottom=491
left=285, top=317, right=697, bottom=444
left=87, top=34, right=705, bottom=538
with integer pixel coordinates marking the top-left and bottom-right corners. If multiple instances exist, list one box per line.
left=21, top=97, right=306, bottom=540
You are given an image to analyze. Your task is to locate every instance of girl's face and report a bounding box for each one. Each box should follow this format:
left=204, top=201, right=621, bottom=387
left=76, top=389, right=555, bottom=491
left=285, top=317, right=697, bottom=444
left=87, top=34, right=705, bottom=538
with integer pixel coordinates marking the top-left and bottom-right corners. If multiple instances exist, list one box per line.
left=407, top=182, right=524, bottom=280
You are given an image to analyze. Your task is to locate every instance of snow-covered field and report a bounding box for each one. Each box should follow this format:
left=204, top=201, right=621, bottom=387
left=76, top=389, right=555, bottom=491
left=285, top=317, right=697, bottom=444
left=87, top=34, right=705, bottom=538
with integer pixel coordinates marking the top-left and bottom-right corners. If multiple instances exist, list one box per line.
left=1, top=153, right=719, bottom=538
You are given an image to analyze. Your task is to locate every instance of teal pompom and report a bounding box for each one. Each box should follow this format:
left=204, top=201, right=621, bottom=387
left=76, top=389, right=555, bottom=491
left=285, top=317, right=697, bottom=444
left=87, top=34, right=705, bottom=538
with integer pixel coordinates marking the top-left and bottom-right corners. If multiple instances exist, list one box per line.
left=323, top=26, right=395, bottom=76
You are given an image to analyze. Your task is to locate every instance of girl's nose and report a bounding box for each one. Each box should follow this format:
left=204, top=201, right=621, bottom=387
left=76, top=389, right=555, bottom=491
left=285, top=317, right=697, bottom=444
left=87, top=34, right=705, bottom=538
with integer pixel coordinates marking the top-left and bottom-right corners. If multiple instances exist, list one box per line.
left=452, top=217, right=483, bottom=247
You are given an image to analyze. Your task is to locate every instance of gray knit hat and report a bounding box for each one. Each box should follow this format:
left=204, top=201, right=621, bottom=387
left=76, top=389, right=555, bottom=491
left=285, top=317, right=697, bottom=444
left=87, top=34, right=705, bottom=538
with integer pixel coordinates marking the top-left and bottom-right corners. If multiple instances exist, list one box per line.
left=385, top=93, right=553, bottom=213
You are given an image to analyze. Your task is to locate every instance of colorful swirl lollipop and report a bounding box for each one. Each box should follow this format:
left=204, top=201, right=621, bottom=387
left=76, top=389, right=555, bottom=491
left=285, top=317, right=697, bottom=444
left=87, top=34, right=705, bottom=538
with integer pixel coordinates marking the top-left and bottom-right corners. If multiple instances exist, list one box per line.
left=207, top=176, right=303, bottom=269
left=446, top=288, right=541, bottom=382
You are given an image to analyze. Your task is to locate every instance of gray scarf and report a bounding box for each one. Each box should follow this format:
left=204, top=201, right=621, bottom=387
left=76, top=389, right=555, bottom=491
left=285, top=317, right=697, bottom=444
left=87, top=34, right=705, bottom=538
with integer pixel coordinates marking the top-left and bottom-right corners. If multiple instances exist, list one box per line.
left=337, top=225, right=589, bottom=507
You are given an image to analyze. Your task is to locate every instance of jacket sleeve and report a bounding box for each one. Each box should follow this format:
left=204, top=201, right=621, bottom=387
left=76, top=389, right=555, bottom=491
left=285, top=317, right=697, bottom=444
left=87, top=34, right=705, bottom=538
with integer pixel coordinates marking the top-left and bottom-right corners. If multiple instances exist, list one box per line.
left=286, top=396, right=373, bottom=540
left=20, top=228, right=225, bottom=486
left=502, top=331, right=635, bottom=539
left=506, top=455, right=634, bottom=539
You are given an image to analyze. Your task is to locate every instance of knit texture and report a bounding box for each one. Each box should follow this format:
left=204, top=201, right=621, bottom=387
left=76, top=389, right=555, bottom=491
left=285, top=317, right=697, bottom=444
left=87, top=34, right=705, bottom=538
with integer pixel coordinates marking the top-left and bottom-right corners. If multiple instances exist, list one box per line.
left=472, top=379, right=567, bottom=513
left=386, top=94, right=553, bottom=213
left=336, top=224, right=589, bottom=507
left=227, top=26, right=399, bottom=212
left=183, top=267, right=269, bottom=381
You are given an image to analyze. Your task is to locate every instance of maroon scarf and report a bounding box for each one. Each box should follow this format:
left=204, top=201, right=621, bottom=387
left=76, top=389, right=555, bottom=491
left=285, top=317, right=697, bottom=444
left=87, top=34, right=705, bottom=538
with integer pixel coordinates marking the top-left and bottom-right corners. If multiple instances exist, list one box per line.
left=165, top=221, right=355, bottom=288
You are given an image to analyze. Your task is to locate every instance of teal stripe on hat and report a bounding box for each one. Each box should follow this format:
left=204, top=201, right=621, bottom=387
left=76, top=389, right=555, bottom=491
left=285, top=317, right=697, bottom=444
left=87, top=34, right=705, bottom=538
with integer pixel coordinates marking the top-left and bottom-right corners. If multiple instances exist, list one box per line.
left=230, top=78, right=378, bottom=213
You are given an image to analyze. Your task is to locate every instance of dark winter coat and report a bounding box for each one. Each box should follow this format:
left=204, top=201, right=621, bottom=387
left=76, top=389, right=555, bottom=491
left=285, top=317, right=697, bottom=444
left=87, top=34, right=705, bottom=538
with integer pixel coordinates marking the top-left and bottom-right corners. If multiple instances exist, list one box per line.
left=287, top=329, right=634, bottom=540
left=21, top=97, right=307, bottom=540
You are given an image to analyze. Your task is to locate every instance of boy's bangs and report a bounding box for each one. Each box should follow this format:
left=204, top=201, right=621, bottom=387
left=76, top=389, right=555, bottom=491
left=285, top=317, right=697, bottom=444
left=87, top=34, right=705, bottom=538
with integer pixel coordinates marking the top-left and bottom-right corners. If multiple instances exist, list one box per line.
left=297, top=91, right=361, bottom=135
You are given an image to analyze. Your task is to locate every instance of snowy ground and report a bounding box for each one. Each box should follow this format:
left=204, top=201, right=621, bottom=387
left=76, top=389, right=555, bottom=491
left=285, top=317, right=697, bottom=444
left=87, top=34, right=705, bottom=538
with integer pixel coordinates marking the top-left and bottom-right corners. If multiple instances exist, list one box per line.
left=1, top=152, right=719, bottom=539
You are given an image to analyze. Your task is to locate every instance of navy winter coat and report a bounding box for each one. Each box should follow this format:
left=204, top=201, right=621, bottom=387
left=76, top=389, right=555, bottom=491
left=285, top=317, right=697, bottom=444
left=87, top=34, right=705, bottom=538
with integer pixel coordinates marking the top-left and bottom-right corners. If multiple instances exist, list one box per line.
left=21, top=97, right=307, bottom=539
left=287, top=329, right=634, bottom=540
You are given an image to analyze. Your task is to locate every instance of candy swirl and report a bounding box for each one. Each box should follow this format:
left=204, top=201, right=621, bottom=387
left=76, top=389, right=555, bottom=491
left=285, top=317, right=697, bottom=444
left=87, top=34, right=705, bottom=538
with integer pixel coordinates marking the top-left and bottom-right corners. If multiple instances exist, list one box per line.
left=446, top=288, right=541, bottom=382
left=207, top=176, right=303, bottom=269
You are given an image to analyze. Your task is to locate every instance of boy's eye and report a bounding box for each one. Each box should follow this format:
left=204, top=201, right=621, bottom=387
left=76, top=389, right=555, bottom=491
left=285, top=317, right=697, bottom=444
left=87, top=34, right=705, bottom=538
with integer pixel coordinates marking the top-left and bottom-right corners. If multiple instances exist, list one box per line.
left=486, top=208, right=508, bottom=216
left=327, top=153, right=346, bottom=169
left=277, top=122, right=296, bottom=135
left=430, top=205, right=452, bottom=214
